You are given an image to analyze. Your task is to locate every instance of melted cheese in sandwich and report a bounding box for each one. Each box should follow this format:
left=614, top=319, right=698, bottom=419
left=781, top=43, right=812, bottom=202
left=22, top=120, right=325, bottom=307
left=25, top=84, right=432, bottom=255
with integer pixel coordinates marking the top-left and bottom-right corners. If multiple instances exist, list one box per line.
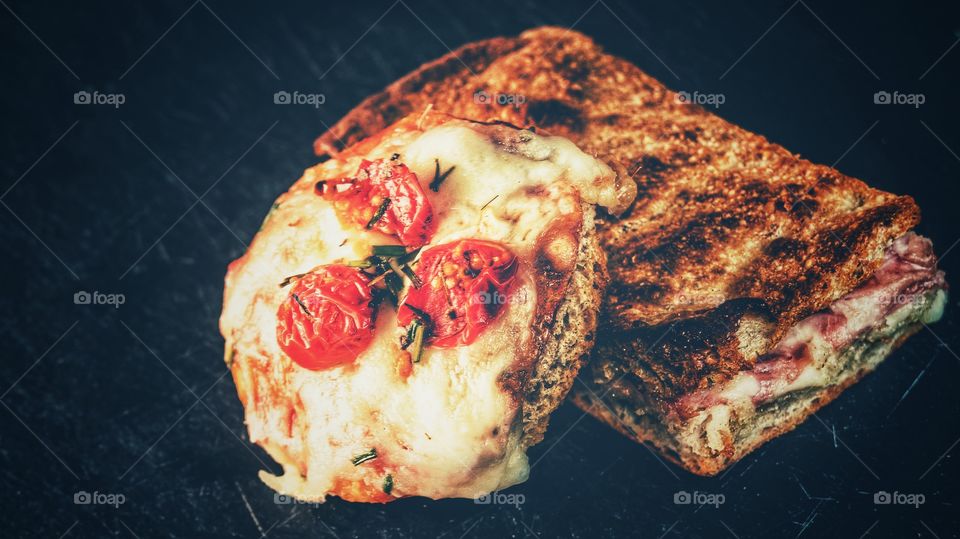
left=676, top=233, right=947, bottom=419
left=220, top=117, right=623, bottom=502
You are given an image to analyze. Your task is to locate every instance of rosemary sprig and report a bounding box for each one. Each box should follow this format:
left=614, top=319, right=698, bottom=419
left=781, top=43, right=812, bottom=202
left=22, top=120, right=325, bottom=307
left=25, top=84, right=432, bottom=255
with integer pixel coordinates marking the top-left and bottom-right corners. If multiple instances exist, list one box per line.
left=349, top=246, right=422, bottom=290
left=382, top=474, right=394, bottom=495
left=480, top=194, right=499, bottom=211
left=372, top=245, right=408, bottom=257
left=366, top=198, right=391, bottom=229
left=398, top=246, right=422, bottom=265
left=387, top=258, right=422, bottom=289
left=367, top=267, right=392, bottom=287
left=347, top=258, right=374, bottom=268
left=279, top=272, right=307, bottom=288
left=291, top=293, right=313, bottom=317
left=401, top=318, right=420, bottom=350
left=342, top=245, right=424, bottom=308
left=351, top=448, right=378, bottom=466
left=400, top=263, right=423, bottom=289
left=402, top=304, right=432, bottom=363
left=383, top=271, right=404, bottom=305
left=429, top=158, right=456, bottom=192
left=409, top=320, right=426, bottom=363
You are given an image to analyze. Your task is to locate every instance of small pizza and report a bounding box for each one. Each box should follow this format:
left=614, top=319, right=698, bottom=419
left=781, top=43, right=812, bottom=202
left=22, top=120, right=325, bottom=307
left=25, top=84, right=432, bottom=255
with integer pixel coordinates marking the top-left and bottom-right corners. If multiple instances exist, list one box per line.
left=219, top=110, right=635, bottom=502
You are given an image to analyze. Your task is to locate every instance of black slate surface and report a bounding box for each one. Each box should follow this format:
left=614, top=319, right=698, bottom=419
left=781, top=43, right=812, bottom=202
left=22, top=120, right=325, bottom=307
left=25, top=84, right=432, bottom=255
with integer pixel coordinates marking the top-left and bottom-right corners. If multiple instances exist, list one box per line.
left=1, top=1, right=959, bottom=537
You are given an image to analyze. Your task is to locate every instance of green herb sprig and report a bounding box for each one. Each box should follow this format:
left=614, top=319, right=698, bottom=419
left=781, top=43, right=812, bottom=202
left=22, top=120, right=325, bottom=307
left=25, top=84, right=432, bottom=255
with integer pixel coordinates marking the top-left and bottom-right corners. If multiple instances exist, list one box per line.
left=401, top=304, right=432, bottom=364
left=351, top=448, right=378, bottom=466
left=366, top=198, right=391, bottom=229
left=429, top=159, right=456, bottom=192
left=382, top=474, right=394, bottom=495
left=348, top=246, right=423, bottom=305
left=291, top=293, right=313, bottom=317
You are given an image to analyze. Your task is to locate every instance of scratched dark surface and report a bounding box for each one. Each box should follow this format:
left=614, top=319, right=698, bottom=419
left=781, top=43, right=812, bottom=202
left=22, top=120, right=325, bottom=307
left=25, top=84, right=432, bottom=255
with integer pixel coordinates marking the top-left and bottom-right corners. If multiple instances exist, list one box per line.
left=1, top=0, right=959, bottom=537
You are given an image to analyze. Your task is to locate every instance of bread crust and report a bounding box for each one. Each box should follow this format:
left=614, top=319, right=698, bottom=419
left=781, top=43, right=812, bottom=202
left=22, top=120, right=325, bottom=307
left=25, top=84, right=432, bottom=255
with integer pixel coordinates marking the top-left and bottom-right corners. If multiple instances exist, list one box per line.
left=313, top=26, right=920, bottom=398
left=312, top=26, right=932, bottom=476
left=521, top=204, right=607, bottom=446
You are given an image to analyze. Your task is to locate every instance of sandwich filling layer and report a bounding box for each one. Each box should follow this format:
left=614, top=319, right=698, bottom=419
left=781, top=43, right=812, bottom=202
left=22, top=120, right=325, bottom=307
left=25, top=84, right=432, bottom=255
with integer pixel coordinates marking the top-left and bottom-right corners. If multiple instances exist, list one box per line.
left=675, top=232, right=947, bottom=420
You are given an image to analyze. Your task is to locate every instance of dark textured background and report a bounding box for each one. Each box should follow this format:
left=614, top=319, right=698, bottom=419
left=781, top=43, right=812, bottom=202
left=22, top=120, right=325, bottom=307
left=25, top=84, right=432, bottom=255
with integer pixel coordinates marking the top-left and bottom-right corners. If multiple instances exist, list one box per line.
left=1, top=1, right=958, bottom=537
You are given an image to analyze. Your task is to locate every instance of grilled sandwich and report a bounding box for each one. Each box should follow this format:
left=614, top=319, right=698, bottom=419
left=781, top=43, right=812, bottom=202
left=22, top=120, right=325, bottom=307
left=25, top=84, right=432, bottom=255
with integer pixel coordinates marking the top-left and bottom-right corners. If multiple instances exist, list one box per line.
left=314, top=27, right=948, bottom=475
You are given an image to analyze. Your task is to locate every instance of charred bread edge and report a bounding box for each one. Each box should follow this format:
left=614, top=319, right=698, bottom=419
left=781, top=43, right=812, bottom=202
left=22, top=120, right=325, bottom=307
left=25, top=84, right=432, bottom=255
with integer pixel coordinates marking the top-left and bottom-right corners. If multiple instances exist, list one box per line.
left=521, top=203, right=607, bottom=446
left=571, top=288, right=944, bottom=476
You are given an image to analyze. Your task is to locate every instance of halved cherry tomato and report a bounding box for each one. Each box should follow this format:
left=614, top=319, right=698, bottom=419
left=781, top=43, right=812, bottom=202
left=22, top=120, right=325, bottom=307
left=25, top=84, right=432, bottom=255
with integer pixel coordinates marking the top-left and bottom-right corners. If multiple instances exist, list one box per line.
left=276, top=265, right=376, bottom=370
left=397, top=239, right=519, bottom=347
left=317, top=159, right=435, bottom=248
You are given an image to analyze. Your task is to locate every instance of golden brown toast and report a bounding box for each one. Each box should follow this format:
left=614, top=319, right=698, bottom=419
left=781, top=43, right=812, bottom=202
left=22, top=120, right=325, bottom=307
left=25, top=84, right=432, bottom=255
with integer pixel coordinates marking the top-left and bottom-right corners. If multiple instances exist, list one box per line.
left=313, top=27, right=929, bottom=475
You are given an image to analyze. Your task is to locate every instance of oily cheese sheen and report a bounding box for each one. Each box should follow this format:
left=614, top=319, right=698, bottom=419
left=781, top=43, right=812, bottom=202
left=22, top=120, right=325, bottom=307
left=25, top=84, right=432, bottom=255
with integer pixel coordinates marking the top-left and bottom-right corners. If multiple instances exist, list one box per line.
left=219, top=111, right=629, bottom=502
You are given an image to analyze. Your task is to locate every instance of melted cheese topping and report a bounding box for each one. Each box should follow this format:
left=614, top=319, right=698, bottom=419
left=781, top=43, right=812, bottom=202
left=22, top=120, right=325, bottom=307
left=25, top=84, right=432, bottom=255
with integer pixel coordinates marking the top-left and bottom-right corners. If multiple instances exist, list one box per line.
left=220, top=117, right=621, bottom=501
left=403, top=124, right=617, bottom=253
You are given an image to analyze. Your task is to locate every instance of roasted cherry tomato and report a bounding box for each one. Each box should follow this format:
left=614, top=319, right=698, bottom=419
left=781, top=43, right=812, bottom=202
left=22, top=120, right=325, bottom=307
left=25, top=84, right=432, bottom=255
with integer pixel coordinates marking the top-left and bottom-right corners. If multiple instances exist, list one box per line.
left=276, top=265, right=376, bottom=370
left=317, top=159, right=435, bottom=248
left=397, top=239, right=519, bottom=347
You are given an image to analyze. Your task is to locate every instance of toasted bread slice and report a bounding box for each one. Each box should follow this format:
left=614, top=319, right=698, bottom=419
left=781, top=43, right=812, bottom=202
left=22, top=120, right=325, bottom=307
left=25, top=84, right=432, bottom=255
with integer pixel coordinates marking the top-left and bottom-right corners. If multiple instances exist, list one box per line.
left=572, top=233, right=947, bottom=475
left=313, top=27, right=946, bottom=475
